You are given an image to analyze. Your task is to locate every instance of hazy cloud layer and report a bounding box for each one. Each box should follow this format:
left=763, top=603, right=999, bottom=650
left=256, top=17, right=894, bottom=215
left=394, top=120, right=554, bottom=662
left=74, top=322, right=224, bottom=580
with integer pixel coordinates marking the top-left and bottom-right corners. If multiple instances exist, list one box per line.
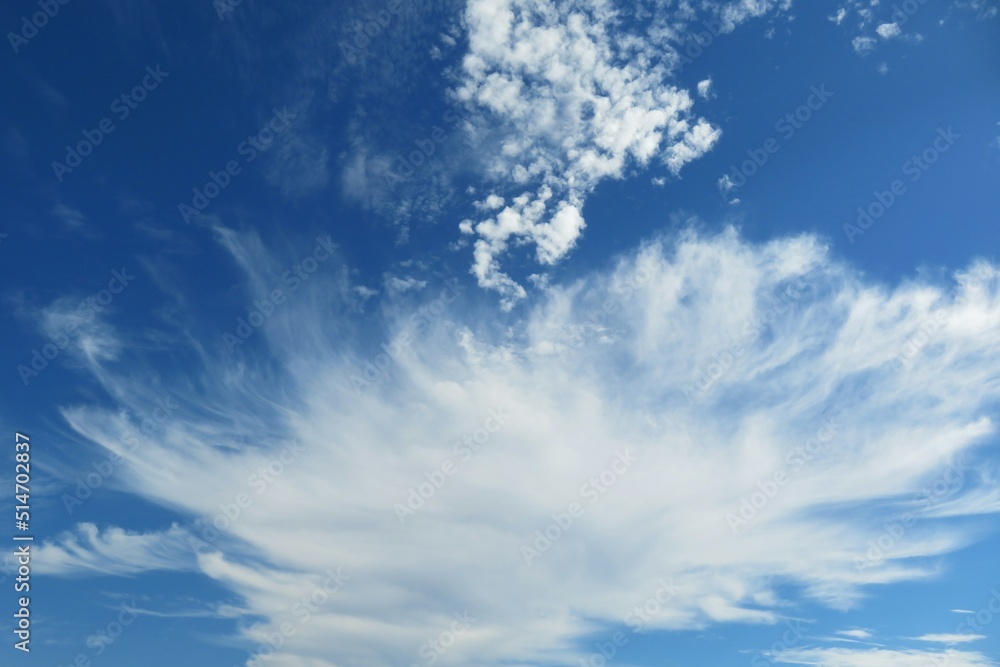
left=35, top=226, right=1000, bottom=666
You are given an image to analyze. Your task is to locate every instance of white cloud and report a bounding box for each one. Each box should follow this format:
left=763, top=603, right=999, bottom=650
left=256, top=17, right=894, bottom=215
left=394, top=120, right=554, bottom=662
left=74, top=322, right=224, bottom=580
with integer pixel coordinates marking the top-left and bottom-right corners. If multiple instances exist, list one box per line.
left=837, top=1, right=934, bottom=55
left=956, top=0, right=999, bottom=20
left=852, top=36, right=877, bottom=54
left=265, top=129, right=330, bottom=199
left=33, top=295, right=124, bottom=365
left=876, top=22, right=902, bottom=38
left=910, top=633, right=987, bottom=644
left=455, top=0, right=723, bottom=307
left=714, top=0, right=794, bottom=32
left=775, top=647, right=996, bottom=666
left=697, top=77, right=714, bottom=99
left=384, top=274, right=428, bottom=294
left=34, top=227, right=1000, bottom=667
left=836, top=628, right=874, bottom=639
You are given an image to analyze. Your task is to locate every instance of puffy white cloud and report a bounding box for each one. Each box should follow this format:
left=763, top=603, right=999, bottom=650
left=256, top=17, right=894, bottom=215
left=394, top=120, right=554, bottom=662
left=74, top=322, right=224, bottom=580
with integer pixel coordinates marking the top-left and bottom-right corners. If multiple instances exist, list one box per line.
left=715, top=0, right=794, bottom=32
left=33, top=226, right=1000, bottom=667
left=455, top=0, right=724, bottom=307
left=876, top=22, right=902, bottom=38
left=852, top=35, right=877, bottom=54
left=835, top=0, right=945, bottom=56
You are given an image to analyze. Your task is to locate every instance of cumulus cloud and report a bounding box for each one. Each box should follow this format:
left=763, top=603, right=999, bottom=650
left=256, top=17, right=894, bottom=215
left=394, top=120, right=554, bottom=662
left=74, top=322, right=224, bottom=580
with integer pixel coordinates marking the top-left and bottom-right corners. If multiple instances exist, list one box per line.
left=50, top=202, right=89, bottom=232
left=454, top=0, right=724, bottom=308
left=836, top=0, right=937, bottom=56
left=876, top=22, right=902, bottom=38
left=31, top=225, right=1000, bottom=667
left=852, top=35, right=877, bottom=54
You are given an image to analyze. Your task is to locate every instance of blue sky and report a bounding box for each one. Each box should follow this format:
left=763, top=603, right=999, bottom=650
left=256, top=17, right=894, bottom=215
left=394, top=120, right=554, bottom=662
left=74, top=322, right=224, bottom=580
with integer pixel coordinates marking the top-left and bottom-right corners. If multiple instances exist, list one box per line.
left=1, top=0, right=999, bottom=665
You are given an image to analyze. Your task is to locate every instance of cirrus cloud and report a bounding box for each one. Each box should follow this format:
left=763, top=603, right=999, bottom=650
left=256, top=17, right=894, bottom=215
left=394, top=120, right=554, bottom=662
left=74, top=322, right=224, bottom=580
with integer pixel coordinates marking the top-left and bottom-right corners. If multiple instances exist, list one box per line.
left=34, top=225, right=1000, bottom=667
